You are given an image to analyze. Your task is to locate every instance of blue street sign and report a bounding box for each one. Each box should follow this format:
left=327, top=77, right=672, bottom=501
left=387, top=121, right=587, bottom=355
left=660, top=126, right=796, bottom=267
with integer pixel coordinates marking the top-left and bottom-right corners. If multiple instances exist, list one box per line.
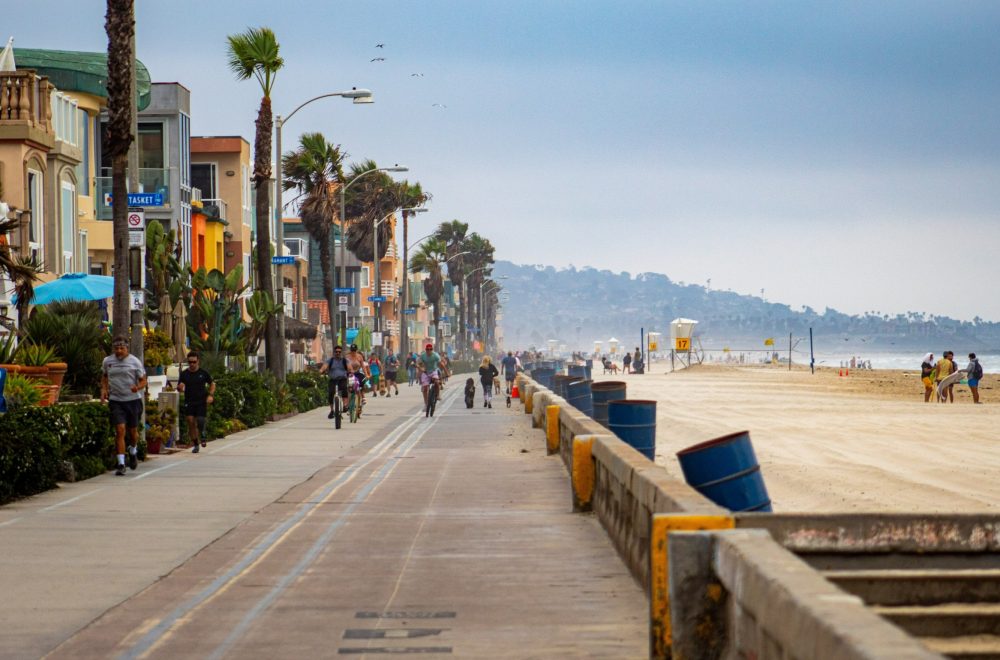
left=271, top=256, right=295, bottom=265
left=334, top=287, right=356, bottom=294
left=440, top=315, right=449, bottom=320
left=106, top=193, right=164, bottom=206
left=367, top=295, right=387, bottom=302
left=402, top=309, right=417, bottom=315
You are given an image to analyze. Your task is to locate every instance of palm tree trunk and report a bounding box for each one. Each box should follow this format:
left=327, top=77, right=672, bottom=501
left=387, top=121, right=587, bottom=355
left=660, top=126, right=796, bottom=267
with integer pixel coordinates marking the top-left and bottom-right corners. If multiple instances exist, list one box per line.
left=105, top=0, right=135, bottom=341
left=400, top=211, right=409, bottom=355
left=432, top=299, right=441, bottom=353
left=252, top=96, right=281, bottom=378
left=319, top=232, right=336, bottom=350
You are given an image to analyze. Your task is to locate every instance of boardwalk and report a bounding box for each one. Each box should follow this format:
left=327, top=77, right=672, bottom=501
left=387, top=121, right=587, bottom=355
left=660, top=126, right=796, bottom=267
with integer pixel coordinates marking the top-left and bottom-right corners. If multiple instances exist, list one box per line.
left=1, top=382, right=645, bottom=658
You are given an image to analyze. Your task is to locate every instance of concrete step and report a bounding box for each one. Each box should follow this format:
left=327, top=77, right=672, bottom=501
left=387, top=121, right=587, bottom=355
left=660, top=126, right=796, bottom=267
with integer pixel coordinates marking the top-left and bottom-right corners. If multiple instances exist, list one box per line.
left=826, top=570, right=1000, bottom=606
left=920, top=634, right=1000, bottom=660
left=874, top=603, right=1000, bottom=637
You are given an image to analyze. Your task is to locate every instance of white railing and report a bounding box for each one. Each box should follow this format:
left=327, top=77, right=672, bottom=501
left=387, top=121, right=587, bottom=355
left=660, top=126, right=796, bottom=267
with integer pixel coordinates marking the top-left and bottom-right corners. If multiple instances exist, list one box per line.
left=380, top=280, right=395, bottom=297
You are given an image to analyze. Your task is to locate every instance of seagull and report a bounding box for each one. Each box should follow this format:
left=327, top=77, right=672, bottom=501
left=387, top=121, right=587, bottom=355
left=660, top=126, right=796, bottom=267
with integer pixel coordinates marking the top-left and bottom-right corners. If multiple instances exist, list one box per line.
left=375, top=43, right=385, bottom=48
left=432, top=103, right=447, bottom=108
left=371, top=57, right=385, bottom=62
left=411, top=73, right=424, bottom=77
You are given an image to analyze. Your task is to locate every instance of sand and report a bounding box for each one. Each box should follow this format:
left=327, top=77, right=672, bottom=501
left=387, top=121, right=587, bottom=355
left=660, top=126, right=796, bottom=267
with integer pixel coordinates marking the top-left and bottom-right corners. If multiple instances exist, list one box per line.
left=590, top=363, right=1000, bottom=513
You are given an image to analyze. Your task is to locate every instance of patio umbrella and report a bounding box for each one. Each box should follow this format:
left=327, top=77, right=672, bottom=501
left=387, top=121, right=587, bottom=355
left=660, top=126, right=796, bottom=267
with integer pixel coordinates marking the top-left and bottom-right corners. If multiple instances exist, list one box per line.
left=0, top=37, right=14, bottom=72
left=159, top=292, right=174, bottom=362
left=172, top=298, right=187, bottom=362
left=13, top=272, right=114, bottom=305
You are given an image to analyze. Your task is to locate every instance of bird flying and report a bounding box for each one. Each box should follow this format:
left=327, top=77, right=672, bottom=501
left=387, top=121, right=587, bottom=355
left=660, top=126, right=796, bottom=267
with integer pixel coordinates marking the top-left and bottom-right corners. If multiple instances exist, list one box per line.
left=375, top=43, right=385, bottom=48
left=411, top=73, right=424, bottom=77
left=371, top=57, right=385, bottom=62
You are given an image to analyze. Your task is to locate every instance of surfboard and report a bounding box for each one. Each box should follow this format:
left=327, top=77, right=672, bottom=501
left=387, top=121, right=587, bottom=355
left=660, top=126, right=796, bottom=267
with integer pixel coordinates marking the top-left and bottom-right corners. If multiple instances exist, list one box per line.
left=937, top=370, right=966, bottom=401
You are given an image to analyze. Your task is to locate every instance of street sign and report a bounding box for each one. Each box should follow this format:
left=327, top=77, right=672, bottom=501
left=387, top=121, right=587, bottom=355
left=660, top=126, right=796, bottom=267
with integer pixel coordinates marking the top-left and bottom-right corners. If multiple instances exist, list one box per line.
left=106, top=193, right=164, bottom=207
left=675, top=337, right=691, bottom=351
left=127, top=210, right=144, bottom=228
left=271, top=256, right=295, bottom=265
left=440, top=315, right=449, bottom=320
left=372, top=332, right=383, bottom=347
left=128, top=230, right=145, bottom=248
left=402, top=308, right=416, bottom=315
left=367, top=295, right=386, bottom=302
left=338, top=304, right=348, bottom=312
left=338, top=295, right=348, bottom=305
left=334, top=287, right=356, bottom=294
left=129, top=290, right=145, bottom=311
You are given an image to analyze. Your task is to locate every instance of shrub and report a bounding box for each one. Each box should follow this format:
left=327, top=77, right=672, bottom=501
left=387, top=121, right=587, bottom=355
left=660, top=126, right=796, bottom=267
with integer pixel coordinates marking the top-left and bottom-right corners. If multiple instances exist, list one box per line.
left=143, top=328, right=173, bottom=368
left=4, top=373, right=44, bottom=409
left=287, top=371, right=326, bottom=412
left=21, top=302, right=108, bottom=394
left=205, top=370, right=277, bottom=432
left=0, top=408, right=68, bottom=503
left=55, top=402, right=116, bottom=479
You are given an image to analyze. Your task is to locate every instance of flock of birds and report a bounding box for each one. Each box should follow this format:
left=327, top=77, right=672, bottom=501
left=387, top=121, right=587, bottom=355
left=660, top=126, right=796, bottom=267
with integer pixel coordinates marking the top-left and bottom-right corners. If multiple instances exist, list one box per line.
left=369, top=43, right=446, bottom=109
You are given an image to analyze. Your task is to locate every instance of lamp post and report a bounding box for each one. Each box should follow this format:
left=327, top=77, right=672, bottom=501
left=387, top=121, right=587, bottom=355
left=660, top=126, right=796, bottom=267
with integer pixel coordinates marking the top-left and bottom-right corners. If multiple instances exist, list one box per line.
left=479, top=277, right=507, bottom=352
left=339, top=165, right=407, bottom=346
left=399, top=208, right=429, bottom=357
left=273, top=87, right=373, bottom=373
left=463, top=265, right=491, bottom=357
left=373, top=206, right=423, bottom=355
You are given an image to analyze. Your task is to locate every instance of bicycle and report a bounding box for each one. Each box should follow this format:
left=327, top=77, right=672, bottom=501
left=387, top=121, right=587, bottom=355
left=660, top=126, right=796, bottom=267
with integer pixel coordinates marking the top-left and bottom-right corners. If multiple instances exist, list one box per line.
left=425, top=378, right=440, bottom=417
left=332, top=393, right=343, bottom=429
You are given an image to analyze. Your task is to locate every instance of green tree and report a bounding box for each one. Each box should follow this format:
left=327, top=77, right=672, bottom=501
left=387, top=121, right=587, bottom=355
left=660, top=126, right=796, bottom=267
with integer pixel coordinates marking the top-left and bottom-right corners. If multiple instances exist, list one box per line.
left=343, top=160, right=398, bottom=262
left=282, top=132, right=344, bottom=345
left=226, top=26, right=284, bottom=378
left=0, top=214, right=42, bottom=328
left=395, top=182, right=430, bottom=354
left=434, top=220, right=469, bottom=353
left=409, top=239, right=446, bottom=352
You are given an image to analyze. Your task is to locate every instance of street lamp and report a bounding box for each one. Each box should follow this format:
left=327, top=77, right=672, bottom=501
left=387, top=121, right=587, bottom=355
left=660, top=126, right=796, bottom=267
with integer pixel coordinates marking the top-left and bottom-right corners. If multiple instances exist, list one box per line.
left=407, top=232, right=435, bottom=252
left=273, top=87, right=373, bottom=373
left=399, top=208, right=429, bottom=356
left=338, top=165, right=407, bottom=345
left=479, top=276, right=507, bottom=351
left=461, top=265, right=492, bottom=355
left=373, top=206, right=423, bottom=354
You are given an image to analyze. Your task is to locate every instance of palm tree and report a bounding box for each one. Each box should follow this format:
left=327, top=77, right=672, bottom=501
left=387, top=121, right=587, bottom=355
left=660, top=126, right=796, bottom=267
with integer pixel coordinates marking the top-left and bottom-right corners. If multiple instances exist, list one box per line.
left=395, top=182, right=430, bottom=354
left=461, top=232, right=495, bottom=351
left=0, top=215, right=42, bottom=328
left=342, top=160, right=397, bottom=262
left=434, top=220, right=469, bottom=353
left=409, top=239, right=446, bottom=352
left=226, top=26, right=284, bottom=378
left=105, top=0, right=135, bottom=341
left=281, top=132, right=344, bottom=345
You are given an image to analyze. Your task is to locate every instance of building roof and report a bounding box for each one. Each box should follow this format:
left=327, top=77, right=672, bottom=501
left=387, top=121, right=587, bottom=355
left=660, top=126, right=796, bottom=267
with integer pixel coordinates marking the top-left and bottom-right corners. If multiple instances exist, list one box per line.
left=14, top=48, right=152, bottom=110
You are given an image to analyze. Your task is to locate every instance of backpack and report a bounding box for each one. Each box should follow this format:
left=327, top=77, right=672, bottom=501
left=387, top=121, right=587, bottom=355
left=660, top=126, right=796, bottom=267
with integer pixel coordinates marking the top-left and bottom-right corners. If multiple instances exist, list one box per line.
left=973, top=361, right=984, bottom=380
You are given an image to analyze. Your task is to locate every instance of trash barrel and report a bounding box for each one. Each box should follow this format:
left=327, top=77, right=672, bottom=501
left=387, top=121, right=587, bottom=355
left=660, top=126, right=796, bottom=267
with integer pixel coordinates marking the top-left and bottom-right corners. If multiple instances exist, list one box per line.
left=584, top=359, right=593, bottom=380
left=553, top=374, right=574, bottom=398
left=591, top=381, right=626, bottom=428
left=566, top=379, right=593, bottom=417
left=568, top=364, right=587, bottom=379
left=608, top=400, right=656, bottom=461
left=676, top=431, right=772, bottom=512
left=531, top=367, right=555, bottom=390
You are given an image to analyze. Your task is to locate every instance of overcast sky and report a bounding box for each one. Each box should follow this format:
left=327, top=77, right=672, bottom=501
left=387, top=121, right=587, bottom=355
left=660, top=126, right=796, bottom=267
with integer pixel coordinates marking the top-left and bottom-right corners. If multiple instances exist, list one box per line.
left=11, top=1, right=1000, bottom=321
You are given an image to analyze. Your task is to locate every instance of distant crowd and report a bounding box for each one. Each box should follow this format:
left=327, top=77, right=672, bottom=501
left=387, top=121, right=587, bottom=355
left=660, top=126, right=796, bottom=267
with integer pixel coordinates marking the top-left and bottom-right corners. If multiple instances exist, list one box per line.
left=920, top=351, right=983, bottom=404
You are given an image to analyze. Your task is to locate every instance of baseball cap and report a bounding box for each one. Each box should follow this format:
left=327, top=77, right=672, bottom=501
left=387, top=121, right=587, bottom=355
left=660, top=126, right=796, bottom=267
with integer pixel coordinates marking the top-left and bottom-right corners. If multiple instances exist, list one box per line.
left=425, top=343, right=433, bottom=350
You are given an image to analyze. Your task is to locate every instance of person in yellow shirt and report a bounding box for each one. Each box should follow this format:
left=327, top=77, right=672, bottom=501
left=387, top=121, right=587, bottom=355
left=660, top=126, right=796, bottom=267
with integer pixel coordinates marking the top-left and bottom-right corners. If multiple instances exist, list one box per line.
left=935, top=351, right=954, bottom=403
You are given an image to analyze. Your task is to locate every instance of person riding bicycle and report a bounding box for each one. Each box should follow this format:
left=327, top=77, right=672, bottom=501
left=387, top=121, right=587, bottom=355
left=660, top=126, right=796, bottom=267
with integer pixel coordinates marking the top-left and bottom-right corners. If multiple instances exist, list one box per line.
left=319, top=345, right=353, bottom=419
left=346, top=344, right=369, bottom=406
left=418, top=343, right=443, bottom=407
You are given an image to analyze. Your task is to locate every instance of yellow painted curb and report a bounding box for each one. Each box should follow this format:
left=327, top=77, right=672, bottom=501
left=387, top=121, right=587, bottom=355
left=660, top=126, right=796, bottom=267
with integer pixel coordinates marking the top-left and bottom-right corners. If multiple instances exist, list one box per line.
left=525, top=391, right=533, bottom=414
left=546, top=405, right=560, bottom=454
left=571, top=436, right=595, bottom=510
left=650, top=514, right=734, bottom=659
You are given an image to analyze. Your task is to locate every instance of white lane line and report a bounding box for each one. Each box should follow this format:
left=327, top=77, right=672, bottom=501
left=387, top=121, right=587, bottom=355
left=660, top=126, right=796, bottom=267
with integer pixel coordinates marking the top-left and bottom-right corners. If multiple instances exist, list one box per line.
left=0, top=517, right=23, bottom=528
left=131, top=461, right=183, bottom=481
left=40, top=488, right=105, bottom=512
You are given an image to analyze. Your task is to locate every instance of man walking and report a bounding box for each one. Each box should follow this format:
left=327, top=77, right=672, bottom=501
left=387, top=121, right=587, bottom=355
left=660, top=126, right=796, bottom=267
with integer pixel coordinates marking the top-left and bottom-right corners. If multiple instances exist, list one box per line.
left=177, top=351, right=215, bottom=453
left=101, top=336, right=147, bottom=476
left=384, top=352, right=400, bottom=397
left=967, top=353, right=984, bottom=404
left=501, top=351, right=518, bottom=393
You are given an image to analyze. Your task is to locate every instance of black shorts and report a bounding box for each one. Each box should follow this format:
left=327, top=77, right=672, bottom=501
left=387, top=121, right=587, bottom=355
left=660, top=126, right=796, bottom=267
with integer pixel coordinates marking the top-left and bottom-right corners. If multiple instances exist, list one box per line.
left=184, top=400, right=207, bottom=418
left=109, top=399, right=143, bottom=428
left=385, top=370, right=397, bottom=382
left=328, top=377, right=349, bottom=401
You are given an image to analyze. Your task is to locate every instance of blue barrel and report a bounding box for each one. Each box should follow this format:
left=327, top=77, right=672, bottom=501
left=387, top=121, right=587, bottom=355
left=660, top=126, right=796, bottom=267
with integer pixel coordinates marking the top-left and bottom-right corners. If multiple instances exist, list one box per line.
left=531, top=367, right=555, bottom=390
left=553, top=374, right=574, bottom=398
left=584, top=359, right=593, bottom=380
left=568, top=364, right=586, bottom=379
left=591, top=381, right=626, bottom=428
left=566, top=379, right=593, bottom=417
left=676, top=431, right=772, bottom=512
left=608, top=400, right=656, bottom=461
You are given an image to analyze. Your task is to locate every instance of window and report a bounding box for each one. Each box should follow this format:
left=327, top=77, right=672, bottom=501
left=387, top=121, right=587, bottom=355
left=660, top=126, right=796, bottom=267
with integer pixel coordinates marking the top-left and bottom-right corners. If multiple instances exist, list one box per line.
left=242, top=164, right=251, bottom=226
left=76, top=109, right=90, bottom=195
left=359, top=266, right=370, bottom=288
left=78, top=230, right=88, bottom=275
left=243, top=253, right=252, bottom=287
left=27, top=169, right=43, bottom=263
left=61, top=182, right=76, bottom=273
left=180, top=204, right=192, bottom=265
left=179, top=112, right=191, bottom=188
left=137, top=122, right=165, bottom=170
left=360, top=306, right=371, bottom=317
left=191, top=163, right=217, bottom=199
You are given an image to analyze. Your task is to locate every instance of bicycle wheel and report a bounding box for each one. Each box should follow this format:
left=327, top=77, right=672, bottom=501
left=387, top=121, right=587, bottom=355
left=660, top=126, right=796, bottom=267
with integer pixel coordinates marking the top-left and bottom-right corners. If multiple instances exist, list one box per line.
left=428, top=384, right=438, bottom=417
left=334, top=396, right=343, bottom=429
left=349, top=391, right=359, bottom=423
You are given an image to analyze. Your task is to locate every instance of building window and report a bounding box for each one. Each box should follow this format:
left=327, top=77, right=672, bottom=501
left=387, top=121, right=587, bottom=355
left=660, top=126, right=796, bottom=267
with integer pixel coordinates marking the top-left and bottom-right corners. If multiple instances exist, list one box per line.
left=359, top=266, right=370, bottom=288
left=61, top=182, right=76, bottom=273
left=27, top=169, right=43, bottom=264
left=137, top=122, right=165, bottom=170
left=179, top=112, right=191, bottom=188
left=360, top=306, right=371, bottom=317
left=191, top=163, right=217, bottom=200
left=243, top=252, right=252, bottom=287
left=180, top=204, right=192, bottom=266
left=78, top=230, right=88, bottom=275
left=242, top=164, right=251, bottom=227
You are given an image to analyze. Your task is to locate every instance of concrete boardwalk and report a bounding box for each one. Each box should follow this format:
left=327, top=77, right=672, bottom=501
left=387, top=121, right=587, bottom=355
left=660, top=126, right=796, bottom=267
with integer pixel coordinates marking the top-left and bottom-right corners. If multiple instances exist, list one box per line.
left=0, top=381, right=645, bottom=658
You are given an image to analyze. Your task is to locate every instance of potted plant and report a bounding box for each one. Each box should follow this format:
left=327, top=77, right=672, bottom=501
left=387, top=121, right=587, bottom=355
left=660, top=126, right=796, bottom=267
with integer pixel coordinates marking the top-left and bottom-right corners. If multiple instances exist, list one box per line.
left=143, top=328, right=173, bottom=375
left=2, top=372, right=44, bottom=409
left=0, top=332, right=20, bottom=374
left=14, top=342, right=58, bottom=379
left=144, top=401, right=177, bottom=454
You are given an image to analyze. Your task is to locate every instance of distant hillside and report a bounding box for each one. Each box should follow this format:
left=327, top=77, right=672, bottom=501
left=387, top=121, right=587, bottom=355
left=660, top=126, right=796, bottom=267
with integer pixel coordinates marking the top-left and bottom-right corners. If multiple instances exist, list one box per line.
left=493, top=261, right=1000, bottom=352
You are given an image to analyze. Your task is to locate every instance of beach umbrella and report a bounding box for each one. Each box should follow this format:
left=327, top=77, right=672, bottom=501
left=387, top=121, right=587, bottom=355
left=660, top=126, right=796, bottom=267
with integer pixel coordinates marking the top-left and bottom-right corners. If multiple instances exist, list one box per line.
left=172, top=298, right=187, bottom=362
left=0, top=38, right=15, bottom=72
left=14, top=272, right=113, bottom=305
left=159, top=292, right=174, bottom=361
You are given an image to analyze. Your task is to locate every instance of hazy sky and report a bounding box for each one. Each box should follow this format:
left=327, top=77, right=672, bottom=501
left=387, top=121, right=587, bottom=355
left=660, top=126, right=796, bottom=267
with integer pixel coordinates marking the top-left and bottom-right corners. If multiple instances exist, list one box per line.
left=10, top=1, right=1000, bottom=320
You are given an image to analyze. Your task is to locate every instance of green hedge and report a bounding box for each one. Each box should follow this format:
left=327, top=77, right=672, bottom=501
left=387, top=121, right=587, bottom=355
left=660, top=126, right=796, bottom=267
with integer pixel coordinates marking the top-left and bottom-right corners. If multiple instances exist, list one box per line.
left=0, top=408, right=68, bottom=504
left=57, top=402, right=117, bottom=480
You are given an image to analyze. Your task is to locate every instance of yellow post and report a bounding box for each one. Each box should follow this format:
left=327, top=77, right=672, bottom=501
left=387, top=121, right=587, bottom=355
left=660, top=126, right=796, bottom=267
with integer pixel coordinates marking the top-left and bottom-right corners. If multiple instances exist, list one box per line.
left=571, top=436, right=595, bottom=511
left=650, top=514, right=734, bottom=659
left=545, top=405, right=560, bottom=455
left=518, top=376, right=527, bottom=403
left=525, top=390, right=533, bottom=414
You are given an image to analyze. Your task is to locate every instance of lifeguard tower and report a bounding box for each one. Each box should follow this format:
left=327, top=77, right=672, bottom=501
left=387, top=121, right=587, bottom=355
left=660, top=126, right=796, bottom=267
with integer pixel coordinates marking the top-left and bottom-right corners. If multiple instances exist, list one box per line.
left=608, top=337, right=620, bottom=355
left=593, top=340, right=603, bottom=356
left=670, top=318, right=699, bottom=371
left=648, top=332, right=662, bottom=360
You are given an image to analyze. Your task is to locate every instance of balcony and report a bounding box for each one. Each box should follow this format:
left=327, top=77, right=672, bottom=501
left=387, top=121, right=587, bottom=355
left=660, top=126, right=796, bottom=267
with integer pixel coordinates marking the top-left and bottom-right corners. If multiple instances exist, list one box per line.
left=380, top=280, right=396, bottom=298
left=95, top=168, right=172, bottom=219
left=201, top=198, right=228, bottom=222
left=381, top=243, right=397, bottom=260
left=0, top=71, right=55, bottom=146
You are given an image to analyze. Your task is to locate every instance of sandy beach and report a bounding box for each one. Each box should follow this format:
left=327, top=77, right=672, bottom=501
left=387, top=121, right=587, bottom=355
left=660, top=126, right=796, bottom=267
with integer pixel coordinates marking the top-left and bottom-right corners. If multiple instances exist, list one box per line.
left=590, top=363, right=1000, bottom=513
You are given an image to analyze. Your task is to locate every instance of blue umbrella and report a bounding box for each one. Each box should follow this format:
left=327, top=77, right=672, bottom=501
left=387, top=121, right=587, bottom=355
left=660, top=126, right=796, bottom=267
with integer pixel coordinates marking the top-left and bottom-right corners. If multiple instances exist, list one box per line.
left=14, top=272, right=115, bottom=305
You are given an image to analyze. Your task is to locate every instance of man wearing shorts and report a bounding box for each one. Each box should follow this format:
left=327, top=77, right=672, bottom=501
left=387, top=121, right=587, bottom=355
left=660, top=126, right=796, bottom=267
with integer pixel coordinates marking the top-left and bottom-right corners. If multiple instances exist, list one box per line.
left=501, top=351, right=518, bottom=392
left=383, top=352, right=399, bottom=397
left=319, top=345, right=352, bottom=418
left=101, top=336, right=147, bottom=476
left=418, top=343, right=442, bottom=407
left=178, top=351, right=215, bottom=453
left=967, top=353, right=983, bottom=404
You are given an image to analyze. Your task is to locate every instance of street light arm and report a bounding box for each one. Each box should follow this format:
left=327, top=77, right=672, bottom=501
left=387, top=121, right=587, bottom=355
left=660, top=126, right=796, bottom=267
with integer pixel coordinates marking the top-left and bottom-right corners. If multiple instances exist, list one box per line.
left=282, top=89, right=373, bottom=124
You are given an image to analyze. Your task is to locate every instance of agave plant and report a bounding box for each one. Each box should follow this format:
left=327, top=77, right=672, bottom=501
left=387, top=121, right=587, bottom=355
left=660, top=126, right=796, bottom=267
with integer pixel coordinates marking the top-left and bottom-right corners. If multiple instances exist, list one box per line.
left=13, top=343, right=61, bottom=367
left=3, top=372, right=44, bottom=409
left=20, top=301, right=108, bottom=394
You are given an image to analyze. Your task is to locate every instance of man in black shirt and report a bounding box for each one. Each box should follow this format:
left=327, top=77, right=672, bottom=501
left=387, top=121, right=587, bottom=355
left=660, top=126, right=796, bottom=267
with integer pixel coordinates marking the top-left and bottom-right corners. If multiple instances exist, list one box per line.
left=178, top=351, right=215, bottom=453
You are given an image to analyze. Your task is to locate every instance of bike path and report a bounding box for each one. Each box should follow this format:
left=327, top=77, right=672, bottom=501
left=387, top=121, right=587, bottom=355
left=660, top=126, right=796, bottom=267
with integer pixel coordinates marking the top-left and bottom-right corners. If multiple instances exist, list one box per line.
left=4, top=381, right=646, bottom=658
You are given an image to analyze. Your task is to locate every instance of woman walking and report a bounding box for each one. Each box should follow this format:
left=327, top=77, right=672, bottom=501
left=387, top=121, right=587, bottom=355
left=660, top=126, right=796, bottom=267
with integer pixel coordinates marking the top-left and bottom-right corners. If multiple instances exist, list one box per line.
left=479, top=356, right=499, bottom=409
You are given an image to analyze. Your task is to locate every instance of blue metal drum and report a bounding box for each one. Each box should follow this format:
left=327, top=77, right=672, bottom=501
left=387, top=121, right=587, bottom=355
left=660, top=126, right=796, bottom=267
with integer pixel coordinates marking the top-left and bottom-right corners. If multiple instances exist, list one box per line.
left=565, top=379, right=593, bottom=417
left=568, top=364, right=586, bottom=379
left=608, top=400, right=656, bottom=461
left=531, top=367, right=555, bottom=390
left=676, top=431, right=772, bottom=512
left=584, top=359, right=593, bottom=380
left=553, top=374, right=574, bottom=398
left=591, top=381, right=626, bottom=428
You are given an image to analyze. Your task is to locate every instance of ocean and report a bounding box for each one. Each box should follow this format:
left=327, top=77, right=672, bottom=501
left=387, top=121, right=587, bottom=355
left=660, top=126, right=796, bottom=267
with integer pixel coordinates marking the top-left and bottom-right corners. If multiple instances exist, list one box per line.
left=810, top=352, right=999, bottom=374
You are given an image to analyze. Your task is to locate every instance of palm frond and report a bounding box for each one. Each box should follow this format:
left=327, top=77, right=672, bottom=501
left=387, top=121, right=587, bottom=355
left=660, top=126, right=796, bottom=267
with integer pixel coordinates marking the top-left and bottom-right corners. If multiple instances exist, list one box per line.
left=226, top=27, right=283, bottom=95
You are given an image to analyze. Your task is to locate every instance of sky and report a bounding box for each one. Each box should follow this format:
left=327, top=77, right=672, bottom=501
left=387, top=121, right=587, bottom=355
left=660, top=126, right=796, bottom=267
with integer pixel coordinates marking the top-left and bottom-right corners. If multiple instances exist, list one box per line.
left=9, top=1, right=1000, bottom=321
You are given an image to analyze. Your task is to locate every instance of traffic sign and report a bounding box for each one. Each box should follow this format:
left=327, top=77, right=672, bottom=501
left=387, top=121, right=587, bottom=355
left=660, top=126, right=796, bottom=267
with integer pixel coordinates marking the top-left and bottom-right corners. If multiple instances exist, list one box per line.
left=367, top=295, right=386, bottom=302
left=271, top=256, right=295, bottom=265
left=128, top=230, right=145, bottom=248
left=129, top=290, right=145, bottom=311
left=334, top=287, right=356, bottom=294
left=338, top=304, right=348, bottom=312
left=127, top=210, right=144, bottom=228
left=402, top=308, right=416, bottom=315
left=106, top=193, right=164, bottom=207
left=338, top=295, right=348, bottom=305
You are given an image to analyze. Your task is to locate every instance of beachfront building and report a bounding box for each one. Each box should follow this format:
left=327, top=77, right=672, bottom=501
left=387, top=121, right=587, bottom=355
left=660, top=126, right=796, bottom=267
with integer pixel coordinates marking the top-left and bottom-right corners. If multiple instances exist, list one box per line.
left=356, top=213, right=403, bottom=354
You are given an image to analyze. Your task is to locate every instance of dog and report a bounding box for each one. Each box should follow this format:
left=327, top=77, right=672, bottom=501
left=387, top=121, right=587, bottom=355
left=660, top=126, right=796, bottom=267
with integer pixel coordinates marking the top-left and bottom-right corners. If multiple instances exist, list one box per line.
left=506, top=393, right=512, bottom=408
left=464, top=378, right=476, bottom=409
left=493, top=376, right=502, bottom=395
